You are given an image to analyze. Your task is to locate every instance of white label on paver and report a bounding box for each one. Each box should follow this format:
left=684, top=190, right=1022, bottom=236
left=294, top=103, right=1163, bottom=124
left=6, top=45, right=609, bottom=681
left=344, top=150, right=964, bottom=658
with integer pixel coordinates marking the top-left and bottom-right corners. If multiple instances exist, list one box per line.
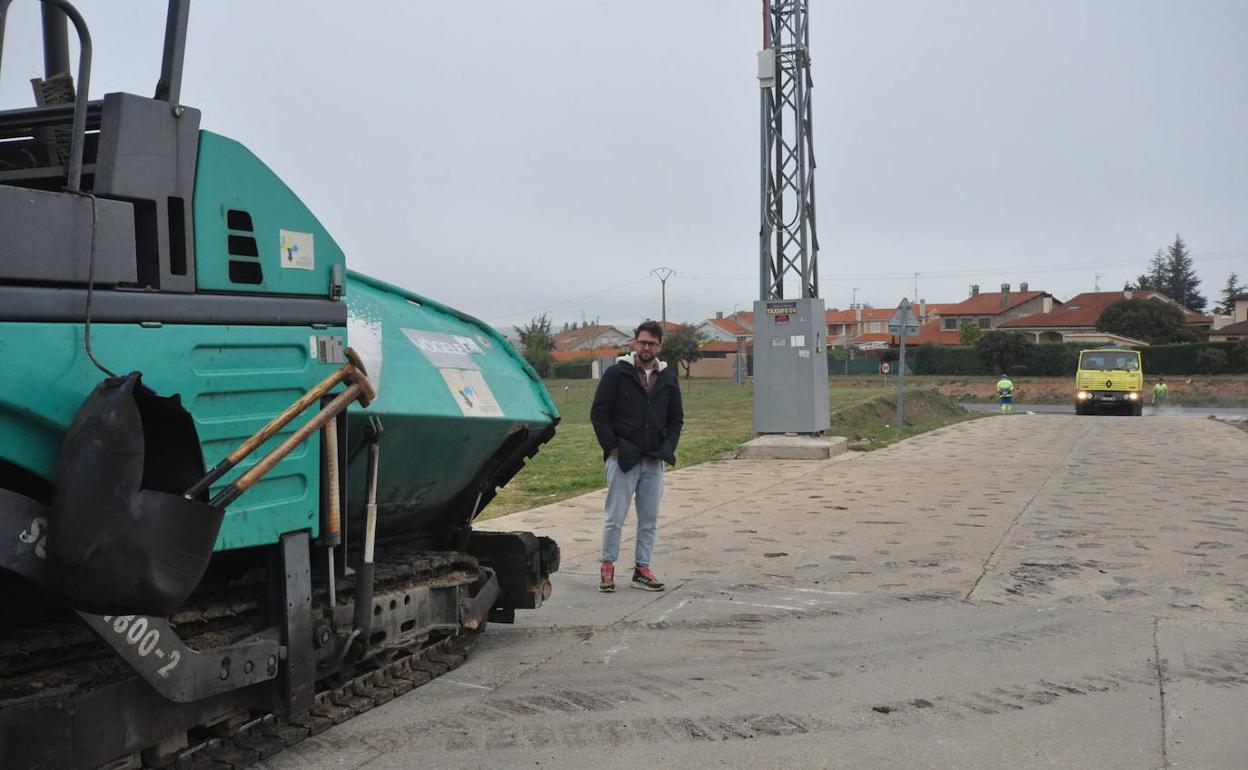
left=279, top=230, right=315, bottom=270
left=454, top=335, right=484, bottom=354
left=791, top=335, right=806, bottom=347
left=403, top=329, right=481, bottom=369
left=798, top=349, right=811, bottom=358
left=440, top=368, right=503, bottom=417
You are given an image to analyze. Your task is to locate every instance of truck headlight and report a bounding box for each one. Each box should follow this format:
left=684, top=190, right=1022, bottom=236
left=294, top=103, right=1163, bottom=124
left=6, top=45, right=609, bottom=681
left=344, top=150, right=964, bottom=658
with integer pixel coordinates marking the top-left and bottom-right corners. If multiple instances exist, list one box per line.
left=1126, top=392, right=1138, bottom=400
left=1077, top=391, right=1089, bottom=400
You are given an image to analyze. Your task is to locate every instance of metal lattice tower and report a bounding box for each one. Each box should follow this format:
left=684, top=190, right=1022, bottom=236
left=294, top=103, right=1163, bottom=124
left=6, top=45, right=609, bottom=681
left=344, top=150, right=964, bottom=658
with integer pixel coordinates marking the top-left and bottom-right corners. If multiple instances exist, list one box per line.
left=759, top=0, right=819, bottom=301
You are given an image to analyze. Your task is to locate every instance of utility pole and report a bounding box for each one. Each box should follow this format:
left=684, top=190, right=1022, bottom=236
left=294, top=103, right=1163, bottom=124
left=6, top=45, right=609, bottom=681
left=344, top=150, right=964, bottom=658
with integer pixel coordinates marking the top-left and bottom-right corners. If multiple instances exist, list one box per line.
left=753, top=0, right=829, bottom=434
left=1094, top=273, right=1102, bottom=292
left=842, top=287, right=857, bottom=376
left=651, top=267, right=675, bottom=324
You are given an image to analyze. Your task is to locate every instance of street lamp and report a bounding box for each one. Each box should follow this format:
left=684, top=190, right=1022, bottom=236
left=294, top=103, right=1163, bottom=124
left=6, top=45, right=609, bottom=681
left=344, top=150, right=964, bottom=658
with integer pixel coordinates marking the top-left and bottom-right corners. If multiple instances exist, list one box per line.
left=651, top=267, right=675, bottom=324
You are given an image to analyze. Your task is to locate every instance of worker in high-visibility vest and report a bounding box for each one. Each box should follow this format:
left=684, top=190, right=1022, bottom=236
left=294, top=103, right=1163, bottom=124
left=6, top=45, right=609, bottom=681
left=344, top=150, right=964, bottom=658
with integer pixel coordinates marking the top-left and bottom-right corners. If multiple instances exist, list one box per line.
left=997, top=374, right=1015, bottom=414
left=1152, top=377, right=1169, bottom=408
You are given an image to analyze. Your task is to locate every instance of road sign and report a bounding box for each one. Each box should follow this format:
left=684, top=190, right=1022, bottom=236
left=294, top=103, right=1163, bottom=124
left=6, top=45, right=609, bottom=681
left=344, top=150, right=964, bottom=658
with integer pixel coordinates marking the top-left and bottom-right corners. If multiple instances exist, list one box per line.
left=890, top=299, right=919, bottom=436
left=889, top=299, right=919, bottom=335
left=879, top=361, right=891, bottom=375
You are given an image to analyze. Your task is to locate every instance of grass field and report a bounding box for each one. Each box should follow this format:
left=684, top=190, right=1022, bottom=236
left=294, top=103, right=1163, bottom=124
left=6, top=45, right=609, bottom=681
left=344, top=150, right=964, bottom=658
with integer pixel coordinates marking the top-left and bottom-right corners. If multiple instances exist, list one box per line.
left=484, top=378, right=977, bottom=518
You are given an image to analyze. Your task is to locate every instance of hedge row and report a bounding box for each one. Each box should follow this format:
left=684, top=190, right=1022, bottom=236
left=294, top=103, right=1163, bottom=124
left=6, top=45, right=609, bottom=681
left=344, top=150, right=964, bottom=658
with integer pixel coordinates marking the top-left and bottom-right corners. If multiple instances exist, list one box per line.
left=1138, top=342, right=1248, bottom=375
left=912, top=340, right=1248, bottom=376
left=912, top=345, right=990, bottom=375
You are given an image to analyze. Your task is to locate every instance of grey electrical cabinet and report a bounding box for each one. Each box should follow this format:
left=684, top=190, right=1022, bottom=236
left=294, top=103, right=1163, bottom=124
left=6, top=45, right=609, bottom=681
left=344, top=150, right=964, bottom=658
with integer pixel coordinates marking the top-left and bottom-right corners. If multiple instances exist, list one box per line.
left=751, top=298, right=830, bottom=434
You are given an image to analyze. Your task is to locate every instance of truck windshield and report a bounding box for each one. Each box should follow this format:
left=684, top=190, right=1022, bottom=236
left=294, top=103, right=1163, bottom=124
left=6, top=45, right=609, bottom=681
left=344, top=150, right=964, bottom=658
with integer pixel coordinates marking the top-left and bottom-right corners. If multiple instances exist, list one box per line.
left=1080, top=352, right=1139, bottom=371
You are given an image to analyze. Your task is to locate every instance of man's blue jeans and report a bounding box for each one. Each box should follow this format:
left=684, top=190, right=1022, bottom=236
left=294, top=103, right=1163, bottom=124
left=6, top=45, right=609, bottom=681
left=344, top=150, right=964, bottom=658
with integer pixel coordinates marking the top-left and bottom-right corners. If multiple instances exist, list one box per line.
left=601, top=456, right=664, bottom=567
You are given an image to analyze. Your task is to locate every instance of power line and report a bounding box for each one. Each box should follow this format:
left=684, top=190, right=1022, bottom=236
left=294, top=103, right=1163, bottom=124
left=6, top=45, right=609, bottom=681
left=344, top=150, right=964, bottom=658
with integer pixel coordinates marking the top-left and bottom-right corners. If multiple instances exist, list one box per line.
left=486, top=275, right=651, bottom=324
left=668, top=250, right=1248, bottom=284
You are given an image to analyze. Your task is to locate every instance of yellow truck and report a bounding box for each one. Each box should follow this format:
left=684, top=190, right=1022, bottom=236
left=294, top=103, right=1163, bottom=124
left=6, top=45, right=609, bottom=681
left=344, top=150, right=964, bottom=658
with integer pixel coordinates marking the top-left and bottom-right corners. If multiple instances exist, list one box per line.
left=1075, top=347, right=1144, bottom=416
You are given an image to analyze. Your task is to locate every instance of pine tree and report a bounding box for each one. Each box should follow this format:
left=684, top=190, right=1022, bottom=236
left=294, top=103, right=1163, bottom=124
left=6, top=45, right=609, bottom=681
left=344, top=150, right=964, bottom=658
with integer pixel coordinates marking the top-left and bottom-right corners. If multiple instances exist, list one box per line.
left=1162, top=235, right=1206, bottom=313
left=1214, top=272, right=1244, bottom=315
left=1134, top=249, right=1167, bottom=291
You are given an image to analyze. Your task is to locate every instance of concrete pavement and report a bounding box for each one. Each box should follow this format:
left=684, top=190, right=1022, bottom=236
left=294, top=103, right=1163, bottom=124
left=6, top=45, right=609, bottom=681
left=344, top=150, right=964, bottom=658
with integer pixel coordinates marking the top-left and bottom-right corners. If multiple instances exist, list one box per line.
left=262, top=415, right=1248, bottom=769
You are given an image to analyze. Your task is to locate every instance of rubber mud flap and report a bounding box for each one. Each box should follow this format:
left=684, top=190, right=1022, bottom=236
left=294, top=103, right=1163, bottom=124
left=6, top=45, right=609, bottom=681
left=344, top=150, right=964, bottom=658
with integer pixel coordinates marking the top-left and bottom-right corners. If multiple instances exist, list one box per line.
left=47, top=372, right=223, bottom=615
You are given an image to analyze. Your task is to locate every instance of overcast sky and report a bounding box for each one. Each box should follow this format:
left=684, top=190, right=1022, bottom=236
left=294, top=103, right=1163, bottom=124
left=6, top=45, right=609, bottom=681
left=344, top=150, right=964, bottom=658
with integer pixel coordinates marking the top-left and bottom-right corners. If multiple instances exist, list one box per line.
left=3, top=1, right=1246, bottom=327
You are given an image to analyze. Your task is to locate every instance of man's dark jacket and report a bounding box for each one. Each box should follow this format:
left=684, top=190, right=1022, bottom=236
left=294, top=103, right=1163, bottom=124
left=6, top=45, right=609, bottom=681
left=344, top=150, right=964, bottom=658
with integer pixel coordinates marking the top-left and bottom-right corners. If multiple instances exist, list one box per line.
left=590, top=354, right=684, bottom=472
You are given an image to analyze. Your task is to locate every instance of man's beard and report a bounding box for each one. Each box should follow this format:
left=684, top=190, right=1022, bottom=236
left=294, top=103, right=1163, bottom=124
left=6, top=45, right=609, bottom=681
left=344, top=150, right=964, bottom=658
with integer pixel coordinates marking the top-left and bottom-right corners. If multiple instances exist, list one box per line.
left=637, top=349, right=655, bottom=363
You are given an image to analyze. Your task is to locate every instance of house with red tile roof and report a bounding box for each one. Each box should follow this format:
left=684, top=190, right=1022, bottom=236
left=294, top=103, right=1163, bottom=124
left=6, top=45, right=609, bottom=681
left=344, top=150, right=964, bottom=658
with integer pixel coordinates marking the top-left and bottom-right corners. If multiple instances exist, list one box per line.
left=999, top=289, right=1213, bottom=342
left=907, top=319, right=963, bottom=346
left=825, top=307, right=894, bottom=345
left=936, top=283, right=1058, bottom=334
left=826, top=301, right=958, bottom=349
left=1210, top=293, right=1248, bottom=341
left=551, top=347, right=627, bottom=363
left=552, top=323, right=631, bottom=352
left=697, top=313, right=754, bottom=343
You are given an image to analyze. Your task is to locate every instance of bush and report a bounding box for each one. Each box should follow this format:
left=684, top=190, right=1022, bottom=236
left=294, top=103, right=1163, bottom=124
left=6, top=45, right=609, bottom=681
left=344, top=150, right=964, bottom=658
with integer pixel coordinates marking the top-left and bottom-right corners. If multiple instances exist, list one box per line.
left=1195, top=348, right=1228, bottom=374
left=975, top=331, right=1035, bottom=374
left=1138, top=342, right=1248, bottom=375
left=1027, top=343, right=1100, bottom=376
left=912, top=345, right=988, bottom=375
left=958, top=323, right=984, bottom=346
left=550, top=360, right=592, bottom=379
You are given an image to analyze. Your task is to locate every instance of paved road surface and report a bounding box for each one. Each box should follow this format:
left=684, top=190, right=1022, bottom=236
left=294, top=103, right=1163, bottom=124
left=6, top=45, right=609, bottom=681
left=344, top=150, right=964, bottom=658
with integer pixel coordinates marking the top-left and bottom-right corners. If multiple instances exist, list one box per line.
left=263, top=416, right=1248, bottom=770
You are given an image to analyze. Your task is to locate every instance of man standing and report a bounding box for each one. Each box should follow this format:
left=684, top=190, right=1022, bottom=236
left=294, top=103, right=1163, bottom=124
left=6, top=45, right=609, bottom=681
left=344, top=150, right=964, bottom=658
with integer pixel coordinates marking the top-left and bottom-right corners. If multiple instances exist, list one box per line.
left=590, top=321, right=684, bottom=593
left=997, top=373, right=1014, bottom=414
left=1152, top=377, right=1169, bottom=408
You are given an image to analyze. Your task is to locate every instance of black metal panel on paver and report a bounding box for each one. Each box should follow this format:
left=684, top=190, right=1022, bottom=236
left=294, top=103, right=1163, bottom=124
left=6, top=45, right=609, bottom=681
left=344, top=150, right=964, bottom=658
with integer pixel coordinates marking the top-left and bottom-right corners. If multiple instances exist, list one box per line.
left=0, top=101, right=104, bottom=139
left=465, top=531, right=546, bottom=611
left=68, top=676, right=263, bottom=768
left=0, top=184, right=138, bottom=284
left=0, top=489, right=51, bottom=590
left=0, top=688, right=74, bottom=769
left=0, top=285, right=348, bottom=325
left=93, top=92, right=201, bottom=293
left=77, top=613, right=283, bottom=703
left=272, top=531, right=316, bottom=715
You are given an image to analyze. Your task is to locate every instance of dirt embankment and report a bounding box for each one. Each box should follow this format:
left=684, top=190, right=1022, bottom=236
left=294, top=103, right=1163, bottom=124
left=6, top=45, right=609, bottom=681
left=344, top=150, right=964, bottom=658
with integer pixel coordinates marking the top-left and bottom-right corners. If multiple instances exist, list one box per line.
left=829, top=390, right=977, bottom=450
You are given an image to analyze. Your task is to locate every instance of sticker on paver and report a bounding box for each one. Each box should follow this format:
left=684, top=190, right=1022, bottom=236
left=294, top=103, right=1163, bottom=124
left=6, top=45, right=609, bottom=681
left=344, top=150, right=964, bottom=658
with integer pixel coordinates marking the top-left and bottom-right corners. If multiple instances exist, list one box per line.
left=440, top=368, right=503, bottom=417
left=279, top=230, right=315, bottom=270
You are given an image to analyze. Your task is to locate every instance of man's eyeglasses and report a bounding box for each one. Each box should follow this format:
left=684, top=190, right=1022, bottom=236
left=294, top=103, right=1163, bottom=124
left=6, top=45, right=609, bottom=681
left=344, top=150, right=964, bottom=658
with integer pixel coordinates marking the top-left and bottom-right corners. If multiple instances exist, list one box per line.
left=635, top=340, right=660, bottom=348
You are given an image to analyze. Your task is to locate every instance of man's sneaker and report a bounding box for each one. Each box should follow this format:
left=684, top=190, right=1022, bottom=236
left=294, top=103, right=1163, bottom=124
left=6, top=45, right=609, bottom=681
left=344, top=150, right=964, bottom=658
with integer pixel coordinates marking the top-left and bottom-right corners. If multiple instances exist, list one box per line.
left=599, top=562, right=615, bottom=593
left=631, top=565, right=665, bottom=592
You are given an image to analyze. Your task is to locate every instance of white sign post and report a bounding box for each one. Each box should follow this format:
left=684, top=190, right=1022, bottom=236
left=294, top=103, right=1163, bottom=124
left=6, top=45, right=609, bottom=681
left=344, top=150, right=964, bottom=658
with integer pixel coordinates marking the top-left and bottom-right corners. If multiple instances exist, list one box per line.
left=888, top=299, right=920, bottom=435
